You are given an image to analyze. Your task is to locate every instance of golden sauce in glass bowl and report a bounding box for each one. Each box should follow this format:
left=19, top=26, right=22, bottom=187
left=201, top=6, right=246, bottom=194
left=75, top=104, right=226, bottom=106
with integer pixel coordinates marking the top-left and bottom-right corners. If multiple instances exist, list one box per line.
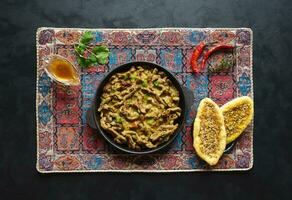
left=44, top=55, right=80, bottom=86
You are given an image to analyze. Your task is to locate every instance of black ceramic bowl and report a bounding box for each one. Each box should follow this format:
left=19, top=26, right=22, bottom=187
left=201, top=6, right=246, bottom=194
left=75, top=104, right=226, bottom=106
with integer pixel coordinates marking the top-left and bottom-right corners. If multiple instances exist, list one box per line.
left=87, top=61, right=186, bottom=154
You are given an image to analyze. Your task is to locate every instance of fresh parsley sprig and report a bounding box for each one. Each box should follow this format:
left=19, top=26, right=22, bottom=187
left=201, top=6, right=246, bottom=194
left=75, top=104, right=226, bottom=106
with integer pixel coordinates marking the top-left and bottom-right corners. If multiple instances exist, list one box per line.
left=74, top=31, right=110, bottom=68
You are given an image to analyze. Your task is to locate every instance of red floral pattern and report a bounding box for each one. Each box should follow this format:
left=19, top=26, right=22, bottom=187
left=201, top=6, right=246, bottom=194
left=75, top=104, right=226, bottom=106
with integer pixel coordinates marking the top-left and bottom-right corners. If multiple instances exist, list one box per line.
left=134, top=31, right=158, bottom=44
left=160, top=155, right=181, bottom=169
left=54, top=155, right=81, bottom=170
left=210, top=75, right=234, bottom=99
left=160, top=31, right=183, bottom=44
left=38, top=29, right=54, bottom=45
left=210, top=30, right=236, bottom=44
left=55, top=98, right=80, bottom=124
left=214, top=154, right=235, bottom=169
left=55, top=30, right=81, bottom=44
left=135, top=49, right=157, bottom=62
left=237, top=45, right=251, bottom=67
left=56, top=84, right=81, bottom=99
left=107, top=31, right=131, bottom=45
left=39, top=131, right=52, bottom=151
left=55, top=45, right=76, bottom=63
left=38, top=46, right=51, bottom=68
left=184, top=126, right=194, bottom=151
left=56, top=127, right=80, bottom=151
left=82, top=125, right=105, bottom=151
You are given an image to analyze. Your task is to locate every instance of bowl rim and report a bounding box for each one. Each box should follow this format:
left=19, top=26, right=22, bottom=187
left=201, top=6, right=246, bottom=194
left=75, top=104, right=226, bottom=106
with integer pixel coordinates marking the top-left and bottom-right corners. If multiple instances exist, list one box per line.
left=91, top=61, right=186, bottom=154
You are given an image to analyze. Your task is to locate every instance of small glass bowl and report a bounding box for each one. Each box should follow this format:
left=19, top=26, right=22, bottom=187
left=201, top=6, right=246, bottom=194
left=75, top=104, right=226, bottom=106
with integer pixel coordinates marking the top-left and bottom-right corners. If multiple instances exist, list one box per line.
left=43, top=54, right=81, bottom=86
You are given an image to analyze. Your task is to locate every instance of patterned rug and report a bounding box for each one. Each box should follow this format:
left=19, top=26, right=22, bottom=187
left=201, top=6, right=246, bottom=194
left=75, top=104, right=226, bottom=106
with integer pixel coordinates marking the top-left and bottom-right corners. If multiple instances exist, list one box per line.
left=36, top=28, right=253, bottom=173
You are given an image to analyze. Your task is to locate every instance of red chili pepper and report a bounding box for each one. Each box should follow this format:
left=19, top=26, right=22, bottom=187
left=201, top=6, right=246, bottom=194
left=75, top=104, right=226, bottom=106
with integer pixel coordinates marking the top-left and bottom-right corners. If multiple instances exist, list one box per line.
left=190, top=41, right=206, bottom=73
left=201, top=44, right=234, bottom=70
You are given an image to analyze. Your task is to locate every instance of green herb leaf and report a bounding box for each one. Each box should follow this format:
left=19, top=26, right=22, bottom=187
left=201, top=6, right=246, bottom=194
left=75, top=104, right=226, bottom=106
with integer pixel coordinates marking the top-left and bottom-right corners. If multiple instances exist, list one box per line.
left=92, top=46, right=110, bottom=65
left=92, top=45, right=109, bottom=54
left=88, top=54, right=98, bottom=63
left=80, top=31, right=94, bottom=45
left=74, top=44, right=86, bottom=55
left=77, top=57, right=88, bottom=68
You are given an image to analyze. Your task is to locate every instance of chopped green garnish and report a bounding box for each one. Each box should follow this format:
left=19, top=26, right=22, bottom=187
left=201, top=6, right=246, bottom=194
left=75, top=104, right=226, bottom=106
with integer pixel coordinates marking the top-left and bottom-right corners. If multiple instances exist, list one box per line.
left=115, top=116, right=123, bottom=123
left=124, top=73, right=129, bottom=80
left=143, top=94, right=149, bottom=101
left=153, top=80, right=159, bottom=87
left=144, top=94, right=149, bottom=98
left=127, top=99, right=132, bottom=104
left=146, top=118, right=155, bottom=125
left=130, top=74, right=137, bottom=80
left=142, top=80, right=147, bottom=87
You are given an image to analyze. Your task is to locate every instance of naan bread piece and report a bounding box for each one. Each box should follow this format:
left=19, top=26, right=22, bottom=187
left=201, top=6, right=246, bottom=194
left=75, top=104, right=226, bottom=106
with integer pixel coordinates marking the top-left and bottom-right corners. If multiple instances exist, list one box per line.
left=193, top=98, right=226, bottom=166
left=221, top=96, right=254, bottom=144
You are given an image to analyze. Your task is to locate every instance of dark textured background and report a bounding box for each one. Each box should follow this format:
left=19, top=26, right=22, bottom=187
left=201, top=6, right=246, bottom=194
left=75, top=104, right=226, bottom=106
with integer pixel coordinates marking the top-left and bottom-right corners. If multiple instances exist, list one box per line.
left=0, top=0, right=291, bottom=199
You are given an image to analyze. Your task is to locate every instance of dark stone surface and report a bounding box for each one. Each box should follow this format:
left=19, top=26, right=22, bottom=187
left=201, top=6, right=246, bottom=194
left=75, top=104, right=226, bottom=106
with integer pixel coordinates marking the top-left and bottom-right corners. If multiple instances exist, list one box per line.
left=0, top=0, right=291, bottom=199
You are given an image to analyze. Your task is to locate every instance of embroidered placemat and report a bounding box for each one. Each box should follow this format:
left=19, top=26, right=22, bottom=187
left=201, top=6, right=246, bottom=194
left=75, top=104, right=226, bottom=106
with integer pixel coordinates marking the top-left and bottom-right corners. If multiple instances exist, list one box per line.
left=36, top=28, right=253, bottom=173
